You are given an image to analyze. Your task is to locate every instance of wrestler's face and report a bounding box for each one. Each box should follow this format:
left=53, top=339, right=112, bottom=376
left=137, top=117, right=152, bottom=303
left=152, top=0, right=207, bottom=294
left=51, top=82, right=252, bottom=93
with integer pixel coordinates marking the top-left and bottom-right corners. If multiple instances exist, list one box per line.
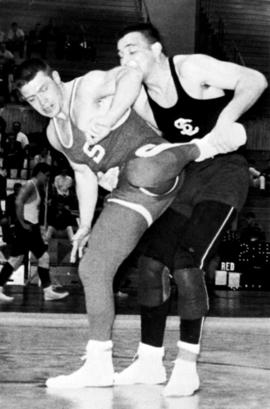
left=117, top=32, right=160, bottom=78
left=20, top=70, right=63, bottom=118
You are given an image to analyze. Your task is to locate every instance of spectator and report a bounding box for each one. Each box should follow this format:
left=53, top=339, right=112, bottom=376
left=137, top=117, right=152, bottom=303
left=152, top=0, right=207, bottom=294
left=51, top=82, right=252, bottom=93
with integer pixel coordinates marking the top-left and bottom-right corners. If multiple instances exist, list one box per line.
left=0, top=168, right=7, bottom=202
left=12, top=121, right=29, bottom=149
left=26, top=23, right=47, bottom=59
left=6, top=182, right=22, bottom=224
left=6, top=22, right=25, bottom=58
left=33, top=146, right=52, bottom=167
left=45, top=195, right=75, bottom=243
left=0, top=41, right=15, bottom=63
left=3, top=132, right=24, bottom=177
left=0, top=182, right=22, bottom=244
left=65, top=24, right=96, bottom=62
left=0, top=163, right=69, bottom=302
left=53, top=167, right=73, bottom=197
left=239, top=212, right=266, bottom=243
left=0, top=42, right=15, bottom=102
left=0, top=115, right=7, bottom=152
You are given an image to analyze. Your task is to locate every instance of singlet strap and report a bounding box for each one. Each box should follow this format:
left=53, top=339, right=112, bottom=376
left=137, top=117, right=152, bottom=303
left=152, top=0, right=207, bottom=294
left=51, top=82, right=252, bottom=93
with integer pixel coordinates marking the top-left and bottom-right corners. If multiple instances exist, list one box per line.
left=143, top=56, right=183, bottom=101
left=168, top=56, right=183, bottom=98
left=69, top=77, right=81, bottom=114
left=29, top=179, right=39, bottom=197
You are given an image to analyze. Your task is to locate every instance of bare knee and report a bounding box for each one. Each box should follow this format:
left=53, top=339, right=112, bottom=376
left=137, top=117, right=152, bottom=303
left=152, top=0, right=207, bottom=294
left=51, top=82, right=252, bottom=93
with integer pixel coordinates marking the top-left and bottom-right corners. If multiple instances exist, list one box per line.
left=37, top=252, right=50, bottom=269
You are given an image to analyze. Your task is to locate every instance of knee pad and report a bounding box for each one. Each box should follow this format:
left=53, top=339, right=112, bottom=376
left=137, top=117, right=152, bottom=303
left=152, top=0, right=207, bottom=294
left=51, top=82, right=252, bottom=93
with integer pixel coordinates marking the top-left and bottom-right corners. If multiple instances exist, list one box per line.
left=138, top=256, right=171, bottom=307
left=174, top=268, right=209, bottom=319
left=37, top=251, right=50, bottom=269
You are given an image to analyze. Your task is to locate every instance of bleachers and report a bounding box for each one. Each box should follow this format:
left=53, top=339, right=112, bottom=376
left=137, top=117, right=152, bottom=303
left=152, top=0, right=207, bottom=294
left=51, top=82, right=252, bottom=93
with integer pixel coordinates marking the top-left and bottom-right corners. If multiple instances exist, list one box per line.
left=199, top=0, right=270, bottom=119
left=0, top=0, right=144, bottom=77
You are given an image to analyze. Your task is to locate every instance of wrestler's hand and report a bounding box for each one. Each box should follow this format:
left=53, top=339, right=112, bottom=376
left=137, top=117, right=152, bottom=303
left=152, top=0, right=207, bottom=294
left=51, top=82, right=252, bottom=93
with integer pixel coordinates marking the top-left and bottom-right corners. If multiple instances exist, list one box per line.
left=97, top=167, right=120, bottom=192
left=70, top=226, right=90, bottom=263
left=86, top=115, right=113, bottom=145
left=193, top=122, right=247, bottom=161
left=206, top=122, right=247, bottom=153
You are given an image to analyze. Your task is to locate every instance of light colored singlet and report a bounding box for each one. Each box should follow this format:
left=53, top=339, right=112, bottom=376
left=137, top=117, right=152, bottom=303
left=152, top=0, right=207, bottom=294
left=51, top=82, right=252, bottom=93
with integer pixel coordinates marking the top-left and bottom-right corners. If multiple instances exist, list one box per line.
left=23, top=180, right=41, bottom=224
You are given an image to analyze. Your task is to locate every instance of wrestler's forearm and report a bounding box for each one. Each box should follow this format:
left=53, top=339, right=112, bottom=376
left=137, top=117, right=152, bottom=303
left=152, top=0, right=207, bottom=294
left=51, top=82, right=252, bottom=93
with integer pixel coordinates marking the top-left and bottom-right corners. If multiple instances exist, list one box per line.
left=75, top=168, right=98, bottom=230
left=216, top=71, right=267, bottom=127
left=108, top=68, right=143, bottom=124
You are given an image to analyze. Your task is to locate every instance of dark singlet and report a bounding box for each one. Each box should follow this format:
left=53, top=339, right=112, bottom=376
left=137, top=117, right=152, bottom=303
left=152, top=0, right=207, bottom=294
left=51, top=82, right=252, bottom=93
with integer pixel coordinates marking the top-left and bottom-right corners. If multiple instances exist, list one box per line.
left=144, top=56, right=233, bottom=143
left=144, top=56, right=249, bottom=212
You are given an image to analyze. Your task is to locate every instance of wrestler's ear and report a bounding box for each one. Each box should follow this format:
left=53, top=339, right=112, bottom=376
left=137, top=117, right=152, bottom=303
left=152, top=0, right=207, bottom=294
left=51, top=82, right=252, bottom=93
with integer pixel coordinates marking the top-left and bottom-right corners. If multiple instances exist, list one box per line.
left=52, top=70, right=61, bottom=84
left=151, top=42, right=163, bottom=58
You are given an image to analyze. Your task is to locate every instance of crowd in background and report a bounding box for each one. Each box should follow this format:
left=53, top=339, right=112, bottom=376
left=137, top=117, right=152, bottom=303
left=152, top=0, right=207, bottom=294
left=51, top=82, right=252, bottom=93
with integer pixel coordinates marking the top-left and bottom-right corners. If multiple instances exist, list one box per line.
left=0, top=19, right=96, bottom=105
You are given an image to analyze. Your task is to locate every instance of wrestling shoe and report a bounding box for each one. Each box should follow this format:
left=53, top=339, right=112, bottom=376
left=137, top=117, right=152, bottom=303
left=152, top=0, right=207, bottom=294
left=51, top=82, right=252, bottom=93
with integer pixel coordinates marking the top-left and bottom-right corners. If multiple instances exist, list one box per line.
left=46, top=340, right=114, bottom=388
left=0, top=287, right=14, bottom=302
left=163, top=341, right=200, bottom=397
left=114, top=342, right=166, bottom=385
left=43, top=285, right=69, bottom=301
left=194, top=122, right=247, bottom=162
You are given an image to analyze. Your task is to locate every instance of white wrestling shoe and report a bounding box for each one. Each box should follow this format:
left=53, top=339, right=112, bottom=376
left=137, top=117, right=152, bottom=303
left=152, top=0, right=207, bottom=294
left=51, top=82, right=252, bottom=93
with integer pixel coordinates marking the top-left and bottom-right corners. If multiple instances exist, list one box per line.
left=194, top=122, right=247, bottom=162
left=0, top=287, right=14, bottom=303
left=43, top=285, right=69, bottom=301
left=163, top=358, right=200, bottom=397
left=46, top=340, right=114, bottom=389
left=114, top=342, right=166, bottom=385
left=163, top=341, right=200, bottom=397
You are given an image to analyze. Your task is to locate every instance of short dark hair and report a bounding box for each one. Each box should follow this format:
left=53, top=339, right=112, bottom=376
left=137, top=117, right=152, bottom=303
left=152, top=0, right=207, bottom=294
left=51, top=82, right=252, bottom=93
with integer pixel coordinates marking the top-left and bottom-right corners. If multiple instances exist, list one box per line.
left=32, top=162, right=51, bottom=177
left=117, top=23, right=163, bottom=45
left=14, top=58, right=52, bottom=90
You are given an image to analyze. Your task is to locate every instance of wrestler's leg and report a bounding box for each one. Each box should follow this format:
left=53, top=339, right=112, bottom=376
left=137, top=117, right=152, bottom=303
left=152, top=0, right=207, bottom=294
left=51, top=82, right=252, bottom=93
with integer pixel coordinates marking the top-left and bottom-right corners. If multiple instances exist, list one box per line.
left=126, top=143, right=199, bottom=194
left=46, top=201, right=149, bottom=389
left=126, top=122, right=247, bottom=194
left=114, top=209, right=186, bottom=385
left=80, top=202, right=148, bottom=340
left=164, top=201, right=237, bottom=397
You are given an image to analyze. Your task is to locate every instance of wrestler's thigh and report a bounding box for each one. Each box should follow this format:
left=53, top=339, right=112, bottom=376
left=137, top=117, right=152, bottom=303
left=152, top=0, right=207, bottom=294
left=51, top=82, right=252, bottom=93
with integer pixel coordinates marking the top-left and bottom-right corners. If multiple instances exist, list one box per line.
left=137, top=208, right=188, bottom=269
left=83, top=201, right=149, bottom=268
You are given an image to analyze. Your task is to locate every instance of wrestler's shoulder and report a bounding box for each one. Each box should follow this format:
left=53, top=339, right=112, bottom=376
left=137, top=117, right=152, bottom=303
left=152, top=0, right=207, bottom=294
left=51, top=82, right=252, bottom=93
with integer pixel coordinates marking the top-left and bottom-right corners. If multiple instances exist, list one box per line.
left=78, top=66, right=141, bottom=87
left=173, top=53, right=213, bottom=74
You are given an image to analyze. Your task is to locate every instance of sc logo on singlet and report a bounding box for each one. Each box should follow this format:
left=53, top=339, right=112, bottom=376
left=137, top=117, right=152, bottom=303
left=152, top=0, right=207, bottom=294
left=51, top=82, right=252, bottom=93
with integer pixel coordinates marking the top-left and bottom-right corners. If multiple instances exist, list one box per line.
left=174, top=118, right=199, bottom=136
left=83, top=142, right=105, bottom=163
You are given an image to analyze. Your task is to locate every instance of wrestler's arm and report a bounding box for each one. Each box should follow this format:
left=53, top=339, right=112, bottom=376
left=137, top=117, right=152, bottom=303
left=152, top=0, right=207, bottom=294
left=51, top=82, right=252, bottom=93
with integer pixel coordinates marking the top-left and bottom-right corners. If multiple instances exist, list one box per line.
left=80, top=67, right=145, bottom=142
left=70, top=163, right=98, bottom=261
left=133, top=89, right=162, bottom=135
left=177, top=54, right=267, bottom=150
left=106, top=66, right=144, bottom=124
left=15, top=181, right=34, bottom=230
left=179, top=54, right=267, bottom=126
left=72, top=162, right=98, bottom=232
left=47, top=124, right=98, bottom=260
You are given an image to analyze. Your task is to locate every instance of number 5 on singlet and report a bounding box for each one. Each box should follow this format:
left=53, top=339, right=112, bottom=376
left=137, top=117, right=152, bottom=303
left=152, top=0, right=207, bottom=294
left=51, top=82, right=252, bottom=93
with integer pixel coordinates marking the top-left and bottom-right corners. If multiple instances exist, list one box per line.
left=83, top=142, right=105, bottom=164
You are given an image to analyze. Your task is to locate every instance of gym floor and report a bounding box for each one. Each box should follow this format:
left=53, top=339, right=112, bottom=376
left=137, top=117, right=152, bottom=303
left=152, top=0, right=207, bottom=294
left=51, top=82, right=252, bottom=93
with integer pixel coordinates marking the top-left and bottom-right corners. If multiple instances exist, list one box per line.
left=0, top=282, right=270, bottom=409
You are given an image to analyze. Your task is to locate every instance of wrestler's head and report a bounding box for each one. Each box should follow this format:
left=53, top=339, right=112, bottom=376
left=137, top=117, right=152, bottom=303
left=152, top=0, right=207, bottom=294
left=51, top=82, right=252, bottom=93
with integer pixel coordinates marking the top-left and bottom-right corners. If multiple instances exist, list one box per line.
left=117, top=23, right=166, bottom=78
left=14, top=58, right=63, bottom=118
